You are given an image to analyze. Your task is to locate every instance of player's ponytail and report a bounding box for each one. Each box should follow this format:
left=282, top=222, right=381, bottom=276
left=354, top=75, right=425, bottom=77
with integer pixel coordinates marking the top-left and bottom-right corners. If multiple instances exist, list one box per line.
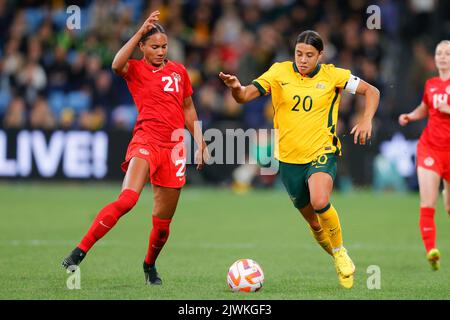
left=140, top=23, right=166, bottom=43
left=296, top=30, right=324, bottom=53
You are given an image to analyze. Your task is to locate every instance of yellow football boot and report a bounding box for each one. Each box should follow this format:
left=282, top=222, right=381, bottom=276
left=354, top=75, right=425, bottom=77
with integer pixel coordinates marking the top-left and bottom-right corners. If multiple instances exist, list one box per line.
left=333, top=247, right=356, bottom=277
left=337, top=272, right=354, bottom=289
left=427, top=248, right=440, bottom=271
left=333, top=247, right=355, bottom=288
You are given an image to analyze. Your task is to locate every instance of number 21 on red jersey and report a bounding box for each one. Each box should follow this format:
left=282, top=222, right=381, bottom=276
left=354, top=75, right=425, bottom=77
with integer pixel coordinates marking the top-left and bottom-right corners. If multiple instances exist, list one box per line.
left=162, top=73, right=182, bottom=92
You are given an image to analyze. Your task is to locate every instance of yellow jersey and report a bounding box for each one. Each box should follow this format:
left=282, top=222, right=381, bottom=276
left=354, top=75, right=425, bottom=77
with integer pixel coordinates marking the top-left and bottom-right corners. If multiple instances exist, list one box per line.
left=252, top=62, right=351, bottom=164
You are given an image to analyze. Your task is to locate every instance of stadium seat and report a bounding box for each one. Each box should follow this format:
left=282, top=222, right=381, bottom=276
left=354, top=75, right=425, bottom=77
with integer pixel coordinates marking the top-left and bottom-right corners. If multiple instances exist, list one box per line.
left=67, top=91, right=91, bottom=113
left=0, top=90, right=11, bottom=116
left=123, top=0, right=144, bottom=23
left=25, top=8, right=44, bottom=33
left=52, top=9, right=69, bottom=30
left=48, top=91, right=66, bottom=116
left=111, top=104, right=138, bottom=130
left=66, top=50, right=78, bottom=65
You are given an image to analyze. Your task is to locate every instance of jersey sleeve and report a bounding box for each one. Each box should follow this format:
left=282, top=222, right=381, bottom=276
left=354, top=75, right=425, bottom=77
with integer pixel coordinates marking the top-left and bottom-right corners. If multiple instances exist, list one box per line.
left=182, top=65, right=193, bottom=98
left=252, top=63, right=279, bottom=96
left=123, top=59, right=139, bottom=81
left=334, top=67, right=352, bottom=89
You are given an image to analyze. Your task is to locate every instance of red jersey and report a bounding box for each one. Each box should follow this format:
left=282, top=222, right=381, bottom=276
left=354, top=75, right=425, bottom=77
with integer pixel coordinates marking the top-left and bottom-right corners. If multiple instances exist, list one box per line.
left=124, top=59, right=193, bottom=147
left=420, top=77, right=450, bottom=150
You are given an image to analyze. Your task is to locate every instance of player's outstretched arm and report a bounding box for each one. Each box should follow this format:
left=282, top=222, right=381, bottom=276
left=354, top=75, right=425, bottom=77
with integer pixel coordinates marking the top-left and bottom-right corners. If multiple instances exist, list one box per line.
left=183, top=96, right=209, bottom=170
left=398, top=102, right=428, bottom=126
left=350, top=79, right=380, bottom=145
left=219, top=72, right=261, bottom=104
left=111, top=10, right=160, bottom=76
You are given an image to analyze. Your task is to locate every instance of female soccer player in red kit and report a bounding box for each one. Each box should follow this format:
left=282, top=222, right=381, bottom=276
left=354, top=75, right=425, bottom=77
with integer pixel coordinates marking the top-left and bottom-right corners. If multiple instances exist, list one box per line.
left=399, top=40, right=450, bottom=271
left=62, top=11, right=208, bottom=284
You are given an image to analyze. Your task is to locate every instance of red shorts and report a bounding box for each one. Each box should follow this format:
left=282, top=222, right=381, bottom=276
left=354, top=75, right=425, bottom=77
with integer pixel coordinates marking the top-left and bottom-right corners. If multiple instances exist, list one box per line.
left=121, top=135, right=186, bottom=188
left=416, top=141, right=450, bottom=182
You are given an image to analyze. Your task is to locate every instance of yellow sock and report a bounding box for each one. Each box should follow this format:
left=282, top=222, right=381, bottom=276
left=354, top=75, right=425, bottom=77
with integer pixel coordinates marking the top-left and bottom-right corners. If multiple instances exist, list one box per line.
left=309, top=227, right=333, bottom=256
left=316, top=203, right=343, bottom=253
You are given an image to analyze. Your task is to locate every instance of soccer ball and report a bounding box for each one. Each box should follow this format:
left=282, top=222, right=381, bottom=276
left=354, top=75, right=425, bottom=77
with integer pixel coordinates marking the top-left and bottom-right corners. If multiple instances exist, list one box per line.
left=227, top=259, right=264, bottom=292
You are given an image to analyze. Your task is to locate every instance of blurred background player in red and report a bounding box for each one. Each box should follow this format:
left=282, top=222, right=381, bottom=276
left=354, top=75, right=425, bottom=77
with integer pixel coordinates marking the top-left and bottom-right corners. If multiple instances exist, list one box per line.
left=62, top=10, right=208, bottom=285
left=399, top=40, right=450, bottom=271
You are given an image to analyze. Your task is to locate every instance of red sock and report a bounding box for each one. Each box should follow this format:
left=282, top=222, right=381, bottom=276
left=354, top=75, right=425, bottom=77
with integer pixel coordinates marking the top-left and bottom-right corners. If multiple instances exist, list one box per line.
left=419, top=207, right=436, bottom=253
left=144, top=216, right=172, bottom=265
left=78, top=189, right=139, bottom=252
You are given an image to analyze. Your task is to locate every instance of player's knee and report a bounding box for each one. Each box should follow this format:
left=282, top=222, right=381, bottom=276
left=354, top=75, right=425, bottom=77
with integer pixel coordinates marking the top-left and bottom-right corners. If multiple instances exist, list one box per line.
left=115, top=189, right=139, bottom=213
left=310, top=196, right=330, bottom=212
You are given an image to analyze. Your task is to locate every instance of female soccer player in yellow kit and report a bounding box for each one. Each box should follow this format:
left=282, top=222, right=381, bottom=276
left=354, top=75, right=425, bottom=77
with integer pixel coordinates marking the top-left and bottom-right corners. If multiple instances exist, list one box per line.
left=220, top=30, right=380, bottom=288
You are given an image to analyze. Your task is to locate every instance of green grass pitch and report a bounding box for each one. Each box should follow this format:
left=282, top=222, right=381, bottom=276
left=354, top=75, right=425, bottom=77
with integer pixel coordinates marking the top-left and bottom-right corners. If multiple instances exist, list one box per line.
left=0, top=182, right=448, bottom=300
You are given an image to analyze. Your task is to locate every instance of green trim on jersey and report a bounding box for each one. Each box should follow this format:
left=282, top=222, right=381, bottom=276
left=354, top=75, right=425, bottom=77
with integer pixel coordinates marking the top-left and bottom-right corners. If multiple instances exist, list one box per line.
left=292, top=62, right=321, bottom=78
left=327, top=88, right=341, bottom=156
left=252, top=80, right=266, bottom=96
left=327, top=88, right=340, bottom=128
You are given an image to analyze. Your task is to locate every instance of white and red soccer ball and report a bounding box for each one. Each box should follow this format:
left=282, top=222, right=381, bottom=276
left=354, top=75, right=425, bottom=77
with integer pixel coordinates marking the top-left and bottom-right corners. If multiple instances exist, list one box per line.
left=227, top=259, right=264, bottom=292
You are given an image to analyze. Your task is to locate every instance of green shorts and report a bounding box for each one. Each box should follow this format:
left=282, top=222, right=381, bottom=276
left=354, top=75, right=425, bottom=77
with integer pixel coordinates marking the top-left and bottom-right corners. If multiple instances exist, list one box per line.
left=279, top=154, right=337, bottom=209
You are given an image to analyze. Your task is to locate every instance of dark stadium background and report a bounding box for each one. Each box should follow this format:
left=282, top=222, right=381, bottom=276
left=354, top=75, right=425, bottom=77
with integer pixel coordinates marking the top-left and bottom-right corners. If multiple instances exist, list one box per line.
left=0, top=0, right=449, bottom=189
